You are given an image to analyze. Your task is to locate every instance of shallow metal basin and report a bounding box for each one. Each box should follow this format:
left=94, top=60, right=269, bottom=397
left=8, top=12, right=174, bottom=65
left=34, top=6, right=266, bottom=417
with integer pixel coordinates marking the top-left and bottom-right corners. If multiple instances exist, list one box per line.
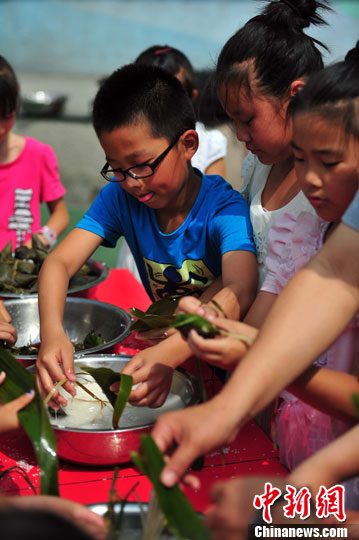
left=30, top=356, right=199, bottom=465
left=89, top=502, right=176, bottom=539
left=5, top=298, right=133, bottom=361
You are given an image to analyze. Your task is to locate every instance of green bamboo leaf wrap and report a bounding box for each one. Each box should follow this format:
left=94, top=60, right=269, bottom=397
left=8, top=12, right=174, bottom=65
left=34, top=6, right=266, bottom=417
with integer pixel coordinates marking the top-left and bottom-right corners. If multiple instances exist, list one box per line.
left=130, top=295, right=180, bottom=332
left=79, top=365, right=132, bottom=428
left=0, top=348, right=59, bottom=495
left=131, top=434, right=210, bottom=540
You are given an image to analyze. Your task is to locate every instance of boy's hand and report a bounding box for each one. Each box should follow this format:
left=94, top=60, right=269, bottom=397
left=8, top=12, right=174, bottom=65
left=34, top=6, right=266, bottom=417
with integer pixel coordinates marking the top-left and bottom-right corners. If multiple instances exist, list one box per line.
left=151, top=397, right=239, bottom=487
left=0, top=301, right=17, bottom=344
left=0, top=300, right=12, bottom=323
left=35, top=330, right=77, bottom=409
left=114, top=349, right=174, bottom=408
left=0, top=321, right=17, bottom=344
left=0, top=372, right=35, bottom=434
left=187, top=319, right=258, bottom=370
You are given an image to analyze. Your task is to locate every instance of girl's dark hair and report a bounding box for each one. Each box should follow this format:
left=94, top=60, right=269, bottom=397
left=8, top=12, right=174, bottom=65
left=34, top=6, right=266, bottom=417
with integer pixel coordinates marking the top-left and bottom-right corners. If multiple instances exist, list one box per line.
left=93, top=63, right=196, bottom=141
left=135, top=45, right=196, bottom=99
left=289, top=42, right=359, bottom=138
left=0, top=55, right=19, bottom=117
left=135, top=46, right=228, bottom=126
left=216, top=0, right=331, bottom=100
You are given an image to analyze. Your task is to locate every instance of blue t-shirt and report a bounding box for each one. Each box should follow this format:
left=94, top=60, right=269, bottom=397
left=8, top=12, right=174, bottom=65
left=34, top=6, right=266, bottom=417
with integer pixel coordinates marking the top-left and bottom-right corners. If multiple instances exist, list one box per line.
left=342, top=191, right=359, bottom=232
left=76, top=172, right=255, bottom=301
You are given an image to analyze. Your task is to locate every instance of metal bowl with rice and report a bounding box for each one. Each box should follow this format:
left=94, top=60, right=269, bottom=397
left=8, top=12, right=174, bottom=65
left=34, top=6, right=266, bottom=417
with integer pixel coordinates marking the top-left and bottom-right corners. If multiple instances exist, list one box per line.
left=4, top=297, right=133, bottom=363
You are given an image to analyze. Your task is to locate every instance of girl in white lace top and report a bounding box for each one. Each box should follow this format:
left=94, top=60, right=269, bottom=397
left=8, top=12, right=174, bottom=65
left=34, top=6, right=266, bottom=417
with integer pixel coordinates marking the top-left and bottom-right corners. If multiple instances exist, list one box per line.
left=214, top=0, right=331, bottom=287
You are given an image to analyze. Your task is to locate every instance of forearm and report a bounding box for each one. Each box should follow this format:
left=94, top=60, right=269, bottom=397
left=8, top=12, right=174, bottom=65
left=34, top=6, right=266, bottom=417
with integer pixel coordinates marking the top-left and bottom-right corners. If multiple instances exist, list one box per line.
left=288, top=366, right=359, bottom=422
left=151, top=330, right=196, bottom=368
left=38, top=254, right=71, bottom=335
left=213, top=262, right=358, bottom=430
left=45, top=198, right=70, bottom=236
left=244, top=290, right=277, bottom=329
left=290, top=425, right=359, bottom=492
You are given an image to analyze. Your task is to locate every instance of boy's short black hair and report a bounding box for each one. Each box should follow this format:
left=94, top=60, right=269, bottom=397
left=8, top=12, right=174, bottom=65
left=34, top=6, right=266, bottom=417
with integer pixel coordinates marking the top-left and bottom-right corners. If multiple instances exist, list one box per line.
left=93, top=63, right=196, bottom=141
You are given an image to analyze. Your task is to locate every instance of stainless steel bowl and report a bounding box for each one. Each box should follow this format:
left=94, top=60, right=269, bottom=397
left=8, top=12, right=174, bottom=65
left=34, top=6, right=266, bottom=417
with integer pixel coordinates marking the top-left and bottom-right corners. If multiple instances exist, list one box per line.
left=30, top=356, right=200, bottom=465
left=21, top=90, right=67, bottom=117
left=5, top=298, right=133, bottom=361
left=0, top=258, right=109, bottom=299
left=89, top=502, right=176, bottom=539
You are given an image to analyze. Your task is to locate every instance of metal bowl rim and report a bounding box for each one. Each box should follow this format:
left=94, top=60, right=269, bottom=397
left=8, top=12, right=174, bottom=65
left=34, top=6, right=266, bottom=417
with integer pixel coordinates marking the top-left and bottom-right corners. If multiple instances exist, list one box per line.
left=5, top=299, right=133, bottom=359
left=27, top=354, right=199, bottom=433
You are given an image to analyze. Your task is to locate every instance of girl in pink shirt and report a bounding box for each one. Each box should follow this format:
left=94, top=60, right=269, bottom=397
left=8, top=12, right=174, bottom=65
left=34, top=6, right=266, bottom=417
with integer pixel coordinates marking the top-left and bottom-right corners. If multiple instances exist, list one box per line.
left=0, top=55, right=69, bottom=251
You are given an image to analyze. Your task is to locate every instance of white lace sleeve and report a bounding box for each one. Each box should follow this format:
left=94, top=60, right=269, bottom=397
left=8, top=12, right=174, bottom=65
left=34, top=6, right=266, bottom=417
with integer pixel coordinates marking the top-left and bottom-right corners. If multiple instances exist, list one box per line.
left=240, top=153, right=256, bottom=203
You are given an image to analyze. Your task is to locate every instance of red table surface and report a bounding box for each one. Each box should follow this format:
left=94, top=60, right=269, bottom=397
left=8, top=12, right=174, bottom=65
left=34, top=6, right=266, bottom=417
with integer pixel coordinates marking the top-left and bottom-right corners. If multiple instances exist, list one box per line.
left=0, top=268, right=288, bottom=512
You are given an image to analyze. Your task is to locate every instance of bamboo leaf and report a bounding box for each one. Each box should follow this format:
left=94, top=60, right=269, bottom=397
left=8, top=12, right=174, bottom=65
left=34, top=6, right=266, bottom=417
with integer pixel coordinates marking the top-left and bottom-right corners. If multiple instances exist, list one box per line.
left=0, top=347, right=59, bottom=495
left=112, top=373, right=132, bottom=429
left=130, top=295, right=180, bottom=332
left=171, top=313, right=255, bottom=345
left=79, top=365, right=133, bottom=429
left=171, top=313, right=221, bottom=339
left=131, top=434, right=210, bottom=540
left=209, top=299, right=228, bottom=318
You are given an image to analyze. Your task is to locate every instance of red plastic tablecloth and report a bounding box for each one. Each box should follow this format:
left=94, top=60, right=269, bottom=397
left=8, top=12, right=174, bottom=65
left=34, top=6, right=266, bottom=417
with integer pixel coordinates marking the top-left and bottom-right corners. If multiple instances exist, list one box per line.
left=0, top=269, right=288, bottom=512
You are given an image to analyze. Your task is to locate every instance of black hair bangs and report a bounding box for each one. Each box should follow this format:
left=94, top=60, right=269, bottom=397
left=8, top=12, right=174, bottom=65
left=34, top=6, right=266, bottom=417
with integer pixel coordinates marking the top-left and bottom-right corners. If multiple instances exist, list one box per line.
left=93, top=64, right=196, bottom=142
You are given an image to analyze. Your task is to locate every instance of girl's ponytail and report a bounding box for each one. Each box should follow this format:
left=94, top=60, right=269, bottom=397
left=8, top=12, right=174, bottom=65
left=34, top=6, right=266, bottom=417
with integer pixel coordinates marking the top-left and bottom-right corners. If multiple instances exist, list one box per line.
left=261, top=0, right=330, bottom=31
left=216, top=0, right=331, bottom=100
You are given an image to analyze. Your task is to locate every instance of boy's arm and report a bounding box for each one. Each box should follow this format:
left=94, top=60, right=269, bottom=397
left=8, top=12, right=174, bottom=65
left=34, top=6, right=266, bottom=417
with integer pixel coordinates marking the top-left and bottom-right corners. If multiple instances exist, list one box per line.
left=120, top=250, right=257, bottom=407
left=0, top=300, right=17, bottom=344
left=288, top=366, right=359, bottom=422
left=36, top=228, right=103, bottom=406
left=200, top=250, right=258, bottom=320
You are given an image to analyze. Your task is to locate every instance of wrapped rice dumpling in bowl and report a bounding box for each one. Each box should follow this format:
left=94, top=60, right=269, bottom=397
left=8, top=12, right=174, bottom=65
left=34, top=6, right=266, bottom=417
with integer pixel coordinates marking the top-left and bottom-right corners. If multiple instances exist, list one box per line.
left=3, top=298, right=133, bottom=362
left=28, top=355, right=200, bottom=465
left=0, top=236, right=109, bottom=297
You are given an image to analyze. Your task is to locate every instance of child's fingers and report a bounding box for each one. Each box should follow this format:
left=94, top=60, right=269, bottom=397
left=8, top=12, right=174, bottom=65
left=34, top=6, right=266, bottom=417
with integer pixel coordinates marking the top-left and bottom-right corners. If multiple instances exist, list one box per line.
left=10, top=390, right=35, bottom=412
left=119, top=357, right=143, bottom=376
left=35, top=364, right=69, bottom=407
left=177, top=295, right=202, bottom=315
left=0, top=371, right=5, bottom=384
left=0, top=323, right=18, bottom=344
left=0, top=301, right=12, bottom=323
left=132, top=387, right=169, bottom=408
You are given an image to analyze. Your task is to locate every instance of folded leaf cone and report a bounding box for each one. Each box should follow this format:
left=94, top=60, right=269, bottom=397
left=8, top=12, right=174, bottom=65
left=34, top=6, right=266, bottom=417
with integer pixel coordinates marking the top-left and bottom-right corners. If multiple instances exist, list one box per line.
left=79, top=365, right=133, bottom=429
left=131, top=434, right=210, bottom=540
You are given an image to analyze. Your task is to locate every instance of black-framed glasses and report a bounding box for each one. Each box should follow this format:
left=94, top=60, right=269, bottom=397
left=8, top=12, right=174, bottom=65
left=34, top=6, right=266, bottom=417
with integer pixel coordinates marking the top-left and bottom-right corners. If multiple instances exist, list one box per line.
left=100, top=134, right=181, bottom=183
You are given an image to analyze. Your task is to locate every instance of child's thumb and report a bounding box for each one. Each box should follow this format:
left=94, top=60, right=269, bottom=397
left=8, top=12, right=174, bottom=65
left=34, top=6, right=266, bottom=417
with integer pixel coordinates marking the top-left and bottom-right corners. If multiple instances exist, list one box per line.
left=13, top=390, right=35, bottom=412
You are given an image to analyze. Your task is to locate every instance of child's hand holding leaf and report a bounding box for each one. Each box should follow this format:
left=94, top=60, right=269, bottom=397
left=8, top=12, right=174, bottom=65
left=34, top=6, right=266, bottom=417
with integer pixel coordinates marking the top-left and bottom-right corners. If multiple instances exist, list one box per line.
left=184, top=318, right=258, bottom=370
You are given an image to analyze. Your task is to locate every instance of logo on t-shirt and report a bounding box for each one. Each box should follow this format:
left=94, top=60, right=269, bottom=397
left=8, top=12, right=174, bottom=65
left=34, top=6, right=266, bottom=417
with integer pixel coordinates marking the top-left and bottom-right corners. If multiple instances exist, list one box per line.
left=8, top=188, right=33, bottom=247
left=144, top=257, right=215, bottom=300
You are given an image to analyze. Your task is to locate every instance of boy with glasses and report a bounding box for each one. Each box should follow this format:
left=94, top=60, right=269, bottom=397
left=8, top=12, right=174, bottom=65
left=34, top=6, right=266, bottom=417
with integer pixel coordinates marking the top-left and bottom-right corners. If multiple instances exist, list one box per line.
left=36, top=64, right=257, bottom=408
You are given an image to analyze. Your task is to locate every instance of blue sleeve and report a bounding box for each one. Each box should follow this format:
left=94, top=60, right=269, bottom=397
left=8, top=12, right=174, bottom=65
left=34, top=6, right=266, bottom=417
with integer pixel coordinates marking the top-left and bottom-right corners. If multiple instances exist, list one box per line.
left=342, top=191, right=359, bottom=231
left=75, top=184, right=124, bottom=247
left=211, top=191, right=256, bottom=256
